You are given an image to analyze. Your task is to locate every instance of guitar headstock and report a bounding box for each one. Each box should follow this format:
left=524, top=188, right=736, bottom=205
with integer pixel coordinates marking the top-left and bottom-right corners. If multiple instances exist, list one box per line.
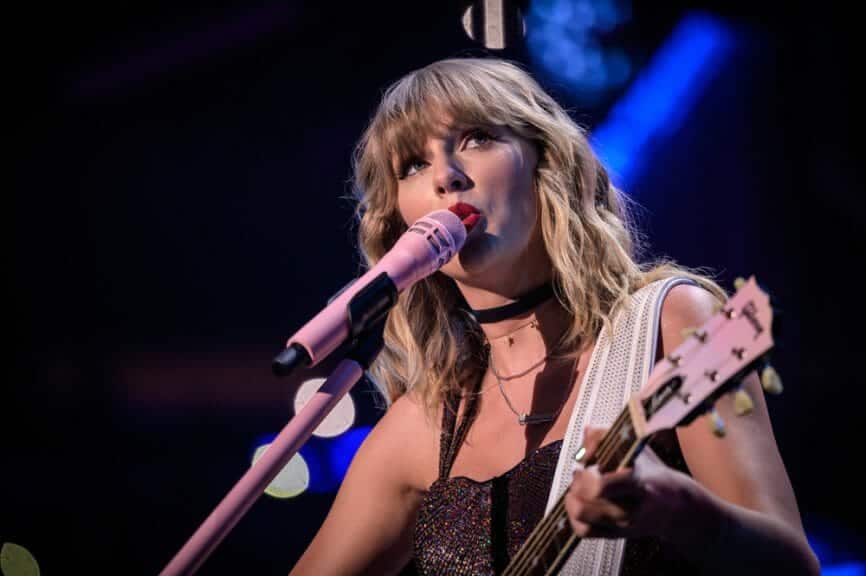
left=638, top=276, right=781, bottom=438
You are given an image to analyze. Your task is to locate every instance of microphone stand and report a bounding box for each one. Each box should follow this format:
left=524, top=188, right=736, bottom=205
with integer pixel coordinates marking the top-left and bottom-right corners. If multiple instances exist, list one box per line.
left=159, top=274, right=395, bottom=576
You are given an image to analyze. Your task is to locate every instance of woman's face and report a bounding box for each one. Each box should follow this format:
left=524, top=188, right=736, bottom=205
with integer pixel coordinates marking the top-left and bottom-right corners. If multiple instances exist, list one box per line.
left=393, top=116, right=546, bottom=291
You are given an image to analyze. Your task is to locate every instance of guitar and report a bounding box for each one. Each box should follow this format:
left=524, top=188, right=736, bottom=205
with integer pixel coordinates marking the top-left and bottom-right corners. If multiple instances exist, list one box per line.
left=502, top=276, right=783, bottom=575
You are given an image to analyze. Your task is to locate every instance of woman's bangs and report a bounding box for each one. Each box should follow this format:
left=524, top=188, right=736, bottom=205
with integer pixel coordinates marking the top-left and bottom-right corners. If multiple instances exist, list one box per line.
left=377, top=71, right=504, bottom=170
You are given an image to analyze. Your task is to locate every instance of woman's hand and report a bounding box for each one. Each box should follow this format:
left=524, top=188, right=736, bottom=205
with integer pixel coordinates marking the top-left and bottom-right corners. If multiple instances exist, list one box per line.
left=563, top=426, right=714, bottom=544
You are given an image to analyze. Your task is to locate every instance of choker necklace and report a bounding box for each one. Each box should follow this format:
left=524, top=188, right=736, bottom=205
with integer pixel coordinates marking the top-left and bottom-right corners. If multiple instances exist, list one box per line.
left=468, top=282, right=554, bottom=324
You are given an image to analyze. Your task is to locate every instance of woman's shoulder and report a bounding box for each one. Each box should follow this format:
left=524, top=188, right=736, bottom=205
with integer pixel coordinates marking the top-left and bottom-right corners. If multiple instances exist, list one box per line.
left=380, top=388, right=443, bottom=434
left=658, top=282, right=721, bottom=335
left=360, top=388, right=442, bottom=492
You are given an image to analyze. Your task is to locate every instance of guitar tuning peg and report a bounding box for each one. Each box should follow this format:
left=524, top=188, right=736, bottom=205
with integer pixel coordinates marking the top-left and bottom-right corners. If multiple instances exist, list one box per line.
left=761, top=364, right=784, bottom=395
left=681, top=327, right=707, bottom=342
left=734, top=277, right=746, bottom=290
left=733, top=387, right=754, bottom=416
left=707, top=408, right=726, bottom=437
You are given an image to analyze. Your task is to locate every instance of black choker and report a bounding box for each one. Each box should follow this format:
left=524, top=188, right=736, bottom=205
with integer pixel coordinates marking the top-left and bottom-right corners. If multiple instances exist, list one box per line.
left=468, top=282, right=555, bottom=323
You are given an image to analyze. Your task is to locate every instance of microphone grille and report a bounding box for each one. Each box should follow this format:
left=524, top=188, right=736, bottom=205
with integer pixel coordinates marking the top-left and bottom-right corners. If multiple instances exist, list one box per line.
left=422, top=209, right=467, bottom=250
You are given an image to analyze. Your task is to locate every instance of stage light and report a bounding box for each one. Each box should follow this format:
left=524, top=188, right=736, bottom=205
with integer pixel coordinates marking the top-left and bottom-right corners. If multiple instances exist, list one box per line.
left=526, top=0, right=633, bottom=104
left=250, top=443, right=310, bottom=499
left=326, top=426, right=373, bottom=481
left=589, top=12, right=734, bottom=189
left=822, top=563, right=866, bottom=576
left=462, top=0, right=525, bottom=50
left=0, top=542, right=40, bottom=576
left=293, top=377, right=356, bottom=438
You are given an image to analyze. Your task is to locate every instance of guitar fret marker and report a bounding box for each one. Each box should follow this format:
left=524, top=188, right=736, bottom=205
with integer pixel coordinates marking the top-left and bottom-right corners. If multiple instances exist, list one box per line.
left=574, top=446, right=586, bottom=463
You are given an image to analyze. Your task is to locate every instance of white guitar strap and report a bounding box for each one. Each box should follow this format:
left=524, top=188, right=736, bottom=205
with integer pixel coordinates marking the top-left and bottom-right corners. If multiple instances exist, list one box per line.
left=544, top=276, right=696, bottom=575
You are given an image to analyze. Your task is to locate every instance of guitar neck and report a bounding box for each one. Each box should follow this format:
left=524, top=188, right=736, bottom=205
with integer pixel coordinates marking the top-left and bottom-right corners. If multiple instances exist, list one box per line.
left=502, top=406, right=641, bottom=576
left=502, top=277, right=776, bottom=576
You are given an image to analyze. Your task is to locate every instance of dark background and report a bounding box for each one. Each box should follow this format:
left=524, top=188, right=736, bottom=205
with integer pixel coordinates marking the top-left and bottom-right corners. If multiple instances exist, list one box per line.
left=7, top=0, right=864, bottom=574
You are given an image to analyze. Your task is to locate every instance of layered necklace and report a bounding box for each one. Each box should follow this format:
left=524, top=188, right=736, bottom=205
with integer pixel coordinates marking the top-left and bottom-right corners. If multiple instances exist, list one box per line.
left=469, top=282, right=577, bottom=426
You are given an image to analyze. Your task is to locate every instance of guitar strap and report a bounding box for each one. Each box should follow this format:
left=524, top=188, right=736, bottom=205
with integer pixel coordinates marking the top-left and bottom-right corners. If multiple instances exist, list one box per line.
left=544, top=276, right=696, bottom=575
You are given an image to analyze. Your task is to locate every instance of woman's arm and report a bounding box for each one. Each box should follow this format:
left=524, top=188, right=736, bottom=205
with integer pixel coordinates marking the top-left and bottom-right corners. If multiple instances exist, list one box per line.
left=661, top=284, right=818, bottom=574
left=290, top=392, right=434, bottom=575
left=564, top=283, right=819, bottom=575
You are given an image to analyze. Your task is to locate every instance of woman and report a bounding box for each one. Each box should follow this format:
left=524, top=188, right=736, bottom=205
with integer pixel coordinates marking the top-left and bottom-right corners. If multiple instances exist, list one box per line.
left=289, top=58, right=818, bottom=575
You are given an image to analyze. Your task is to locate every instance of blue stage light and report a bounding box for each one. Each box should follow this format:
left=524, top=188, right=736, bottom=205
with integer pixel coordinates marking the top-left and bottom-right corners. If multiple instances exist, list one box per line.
left=327, top=426, right=373, bottom=481
left=527, top=0, right=633, bottom=105
left=589, top=12, right=734, bottom=189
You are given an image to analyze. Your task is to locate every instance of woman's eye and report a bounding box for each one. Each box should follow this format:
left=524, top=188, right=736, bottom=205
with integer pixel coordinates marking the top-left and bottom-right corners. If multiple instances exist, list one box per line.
left=465, top=129, right=495, bottom=149
left=398, top=158, right=428, bottom=179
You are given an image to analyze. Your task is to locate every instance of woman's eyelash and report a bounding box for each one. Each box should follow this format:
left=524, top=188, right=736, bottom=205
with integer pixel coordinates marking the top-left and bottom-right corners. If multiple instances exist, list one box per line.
left=465, top=128, right=495, bottom=144
left=397, top=158, right=426, bottom=179
left=396, top=128, right=497, bottom=179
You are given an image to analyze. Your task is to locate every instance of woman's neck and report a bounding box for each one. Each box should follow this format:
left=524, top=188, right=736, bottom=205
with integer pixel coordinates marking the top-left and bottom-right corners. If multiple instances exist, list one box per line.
left=455, top=280, right=574, bottom=376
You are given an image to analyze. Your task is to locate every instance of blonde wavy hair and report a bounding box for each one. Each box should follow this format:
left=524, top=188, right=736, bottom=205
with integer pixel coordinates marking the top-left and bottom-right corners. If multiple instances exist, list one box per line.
left=350, top=58, right=725, bottom=416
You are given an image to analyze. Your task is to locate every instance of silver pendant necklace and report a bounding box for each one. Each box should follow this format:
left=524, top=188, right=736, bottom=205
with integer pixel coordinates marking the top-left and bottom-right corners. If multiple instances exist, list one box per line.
left=490, top=355, right=578, bottom=426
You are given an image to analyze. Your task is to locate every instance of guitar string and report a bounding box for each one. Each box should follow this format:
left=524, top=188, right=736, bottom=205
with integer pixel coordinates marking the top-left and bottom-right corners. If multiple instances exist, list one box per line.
left=505, top=408, right=631, bottom=575
left=510, top=434, right=626, bottom=576
left=505, top=410, right=627, bottom=575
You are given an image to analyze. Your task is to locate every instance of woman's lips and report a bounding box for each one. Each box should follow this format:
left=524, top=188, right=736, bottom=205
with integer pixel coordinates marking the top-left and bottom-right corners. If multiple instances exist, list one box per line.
left=462, top=213, right=481, bottom=230
left=447, top=202, right=482, bottom=232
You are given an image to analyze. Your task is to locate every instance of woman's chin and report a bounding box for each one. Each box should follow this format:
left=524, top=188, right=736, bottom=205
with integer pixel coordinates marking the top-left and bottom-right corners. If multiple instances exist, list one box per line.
left=451, top=237, right=491, bottom=274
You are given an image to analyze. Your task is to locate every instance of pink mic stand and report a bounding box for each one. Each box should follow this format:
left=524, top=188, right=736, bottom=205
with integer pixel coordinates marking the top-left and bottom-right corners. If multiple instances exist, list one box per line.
left=160, top=318, right=386, bottom=575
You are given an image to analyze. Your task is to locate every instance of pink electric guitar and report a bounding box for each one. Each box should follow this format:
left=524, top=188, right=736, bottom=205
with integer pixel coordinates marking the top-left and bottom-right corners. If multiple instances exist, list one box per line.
left=502, top=276, right=783, bottom=575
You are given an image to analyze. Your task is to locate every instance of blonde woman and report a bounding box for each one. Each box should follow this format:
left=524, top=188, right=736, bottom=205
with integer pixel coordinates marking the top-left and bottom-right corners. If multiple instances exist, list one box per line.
left=290, top=58, right=818, bottom=575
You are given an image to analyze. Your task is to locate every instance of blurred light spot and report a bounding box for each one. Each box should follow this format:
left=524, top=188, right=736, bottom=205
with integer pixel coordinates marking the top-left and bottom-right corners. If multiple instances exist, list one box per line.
left=463, top=6, right=475, bottom=39
left=293, top=377, right=356, bottom=438
left=461, top=0, right=524, bottom=50
left=590, top=12, right=734, bottom=189
left=485, top=0, right=506, bottom=50
left=527, top=0, right=632, bottom=104
left=807, top=518, right=866, bottom=573
left=822, top=564, right=866, bottom=576
left=327, top=426, right=373, bottom=481
left=0, top=542, right=40, bottom=576
left=250, top=425, right=370, bottom=496
left=251, top=444, right=310, bottom=499
left=299, top=438, right=338, bottom=493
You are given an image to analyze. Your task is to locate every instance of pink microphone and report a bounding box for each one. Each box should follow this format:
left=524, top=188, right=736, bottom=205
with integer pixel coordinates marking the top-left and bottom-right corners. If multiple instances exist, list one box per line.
left=272, top=206, right=479, bottom=376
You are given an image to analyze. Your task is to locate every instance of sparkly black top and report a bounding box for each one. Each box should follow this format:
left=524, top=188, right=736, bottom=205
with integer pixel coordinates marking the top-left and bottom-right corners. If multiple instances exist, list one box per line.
left=400, top=387, right=698, bottom=575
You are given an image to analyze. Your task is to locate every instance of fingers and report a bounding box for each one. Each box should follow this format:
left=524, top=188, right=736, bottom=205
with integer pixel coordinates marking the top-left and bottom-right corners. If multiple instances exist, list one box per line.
left=566, top=445, right=690, bottom=542
left=581, top=426, right=608, bottom=461
left=566, top=466, right=634, bottom=538
left=565, top=489, right=630, bottom=537
left=572, top=465, right=603, bottom=500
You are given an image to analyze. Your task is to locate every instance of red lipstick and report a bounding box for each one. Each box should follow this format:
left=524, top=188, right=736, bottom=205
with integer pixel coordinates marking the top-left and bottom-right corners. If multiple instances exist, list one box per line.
left=448, top=202, right=482, bottom=232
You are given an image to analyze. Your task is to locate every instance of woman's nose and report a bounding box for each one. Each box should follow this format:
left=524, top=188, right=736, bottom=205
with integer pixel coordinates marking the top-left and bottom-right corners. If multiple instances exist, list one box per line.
left=432, top=157, right=469, bottom=195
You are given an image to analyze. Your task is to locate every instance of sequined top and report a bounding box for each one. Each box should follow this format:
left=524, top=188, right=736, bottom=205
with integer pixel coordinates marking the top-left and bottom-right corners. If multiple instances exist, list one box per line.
left=414, top=441, right=563, bottom=574
left=400, top=386, right=698, bottom=575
